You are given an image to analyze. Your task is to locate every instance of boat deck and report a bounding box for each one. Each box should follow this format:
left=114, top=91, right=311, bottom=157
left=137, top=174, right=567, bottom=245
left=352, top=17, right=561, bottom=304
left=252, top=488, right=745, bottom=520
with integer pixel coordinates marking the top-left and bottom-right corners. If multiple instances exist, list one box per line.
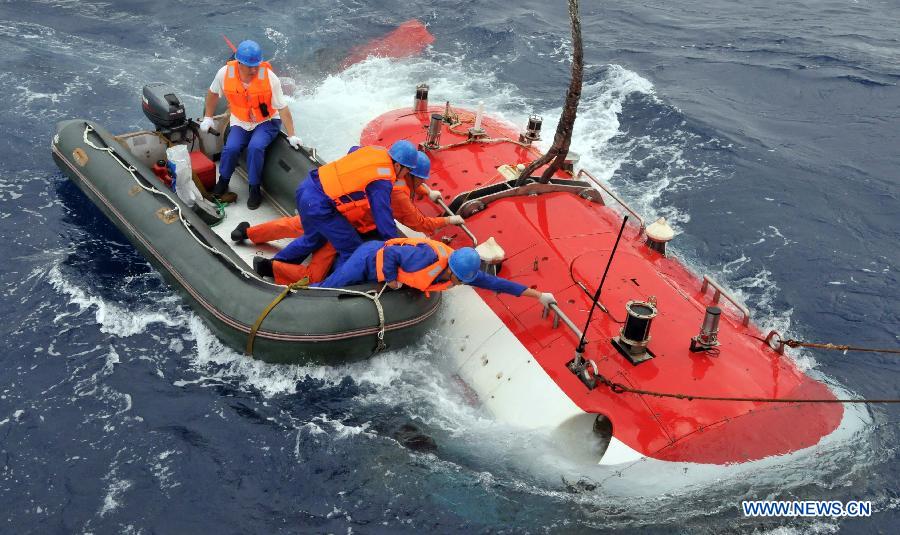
left=210, top=164, right=298, bottom=267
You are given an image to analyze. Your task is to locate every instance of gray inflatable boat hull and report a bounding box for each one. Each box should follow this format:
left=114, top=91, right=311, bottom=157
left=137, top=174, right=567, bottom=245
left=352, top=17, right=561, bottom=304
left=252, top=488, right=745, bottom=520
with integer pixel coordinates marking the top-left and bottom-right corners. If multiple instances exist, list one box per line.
left=51, top=119, right=440, bottom=364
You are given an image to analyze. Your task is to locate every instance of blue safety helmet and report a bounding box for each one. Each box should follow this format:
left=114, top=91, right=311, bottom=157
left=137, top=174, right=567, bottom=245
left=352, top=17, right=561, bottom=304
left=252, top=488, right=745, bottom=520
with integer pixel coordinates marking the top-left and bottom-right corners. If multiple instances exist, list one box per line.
left=411, top=151, right=431, bottom=180
left=448, top=248, right=481, bottom=283
left=235, top=40, right=263, bottom=67
left=387, top=140, right=418, bottom=169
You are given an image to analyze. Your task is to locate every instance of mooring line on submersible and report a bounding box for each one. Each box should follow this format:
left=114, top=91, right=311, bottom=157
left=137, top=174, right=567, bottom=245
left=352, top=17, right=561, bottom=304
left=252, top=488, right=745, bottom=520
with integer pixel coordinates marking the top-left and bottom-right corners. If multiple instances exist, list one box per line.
left=592, top=373, right=900, bottom=404
left=751, top=331, right=900, bottom=356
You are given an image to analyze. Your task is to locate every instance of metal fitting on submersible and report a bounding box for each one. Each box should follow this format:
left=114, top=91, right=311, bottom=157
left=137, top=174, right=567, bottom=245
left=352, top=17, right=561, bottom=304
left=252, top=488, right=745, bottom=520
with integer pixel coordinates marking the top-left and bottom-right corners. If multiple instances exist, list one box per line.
left=425, top=113, right=443, bottom=149
left=613, top=298, right=658, bottom=364
left=645, top=217, right=675, bottom=256
left=519, top=115, right=542, bottom=145
left=690, top=306, right=721, bottom=352
left=414, top=83, right=429, bottom=113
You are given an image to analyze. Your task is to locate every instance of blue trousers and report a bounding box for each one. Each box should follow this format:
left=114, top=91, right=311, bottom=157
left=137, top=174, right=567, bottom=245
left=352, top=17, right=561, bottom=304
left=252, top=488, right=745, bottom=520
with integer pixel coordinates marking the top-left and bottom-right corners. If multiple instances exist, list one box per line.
left=272, top=179, right=364, bottom=270
left=218, top=119, right=281, bottom=186
left=313, top=241, right=384, bottom=288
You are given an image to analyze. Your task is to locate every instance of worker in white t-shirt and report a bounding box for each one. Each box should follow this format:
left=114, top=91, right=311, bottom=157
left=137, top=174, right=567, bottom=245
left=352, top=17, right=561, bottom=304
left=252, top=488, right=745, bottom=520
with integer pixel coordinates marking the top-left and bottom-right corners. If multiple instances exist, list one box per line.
left=199, top=40, right=302, bottom=210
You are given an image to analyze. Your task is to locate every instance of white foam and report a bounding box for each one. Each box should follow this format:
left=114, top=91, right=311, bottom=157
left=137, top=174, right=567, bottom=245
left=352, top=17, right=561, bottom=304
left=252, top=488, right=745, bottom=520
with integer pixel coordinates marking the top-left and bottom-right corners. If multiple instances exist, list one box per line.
left=99, top=478, right=132, bottom=517
left=48, top=264, right=181, bottom=337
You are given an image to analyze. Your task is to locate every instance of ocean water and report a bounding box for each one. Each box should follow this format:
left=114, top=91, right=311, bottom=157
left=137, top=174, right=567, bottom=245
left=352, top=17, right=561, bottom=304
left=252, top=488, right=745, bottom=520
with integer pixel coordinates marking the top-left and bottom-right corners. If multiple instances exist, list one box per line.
left=2, top=0, right=898, bottom=532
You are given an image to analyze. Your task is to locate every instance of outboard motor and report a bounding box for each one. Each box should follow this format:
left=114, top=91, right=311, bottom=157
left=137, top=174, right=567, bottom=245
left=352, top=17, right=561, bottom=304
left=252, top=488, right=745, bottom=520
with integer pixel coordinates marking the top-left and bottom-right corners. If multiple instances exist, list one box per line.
left=142, top=83, right=188, bottom=135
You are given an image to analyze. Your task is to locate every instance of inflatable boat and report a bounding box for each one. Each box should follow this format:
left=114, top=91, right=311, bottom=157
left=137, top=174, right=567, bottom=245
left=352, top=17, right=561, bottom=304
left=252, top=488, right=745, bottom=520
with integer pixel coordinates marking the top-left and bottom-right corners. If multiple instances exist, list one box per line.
left=50, top=85, right=441, bottom=364
left=360, top=85, right=850, bottom=467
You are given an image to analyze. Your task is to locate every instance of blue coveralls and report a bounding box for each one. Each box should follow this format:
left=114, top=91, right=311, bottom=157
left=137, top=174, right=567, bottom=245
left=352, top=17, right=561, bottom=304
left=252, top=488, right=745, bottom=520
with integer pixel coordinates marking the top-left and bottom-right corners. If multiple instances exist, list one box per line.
left=313, top=240, right=528, bottom=296
left=218, top=119, right=282, bottom=187
left=273, top=164, right=398, bottom=270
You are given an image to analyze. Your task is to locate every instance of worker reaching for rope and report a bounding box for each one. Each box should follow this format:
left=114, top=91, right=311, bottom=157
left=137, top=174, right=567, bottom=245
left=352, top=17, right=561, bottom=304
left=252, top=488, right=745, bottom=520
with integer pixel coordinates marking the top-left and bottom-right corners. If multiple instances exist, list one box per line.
left=312, top=237, right=557, bottom=307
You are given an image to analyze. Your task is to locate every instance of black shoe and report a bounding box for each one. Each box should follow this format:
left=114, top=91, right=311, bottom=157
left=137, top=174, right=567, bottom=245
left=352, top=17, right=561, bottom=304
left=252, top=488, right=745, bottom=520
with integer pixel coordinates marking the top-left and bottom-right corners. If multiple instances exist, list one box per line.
left=253, top=256, right=274, bottom=278
left=247, top=185, right=262, bottom=210
left=231, top=221, right=250, bottom=243
left=211, top=179, right=230, bottom=197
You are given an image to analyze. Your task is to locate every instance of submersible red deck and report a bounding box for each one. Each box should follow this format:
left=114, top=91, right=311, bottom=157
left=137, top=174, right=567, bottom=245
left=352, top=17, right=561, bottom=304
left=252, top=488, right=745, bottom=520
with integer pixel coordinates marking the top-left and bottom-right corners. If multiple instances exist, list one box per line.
left=361, top=98, right=844, bottom=465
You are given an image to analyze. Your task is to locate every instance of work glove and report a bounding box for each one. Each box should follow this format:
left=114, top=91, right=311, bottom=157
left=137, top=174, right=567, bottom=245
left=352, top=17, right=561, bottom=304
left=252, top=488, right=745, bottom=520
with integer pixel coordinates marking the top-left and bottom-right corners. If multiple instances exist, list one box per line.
left=539, top=292, right=557, bottom=307
left=427, top=189, right=443, bottom=202
left=199, top=116, right=215, bottom=133
left=287, top=135, right=303, bottom=150
left=387, top=280, right=404, bottom=290
left=446, top=215, right=465, bottom=226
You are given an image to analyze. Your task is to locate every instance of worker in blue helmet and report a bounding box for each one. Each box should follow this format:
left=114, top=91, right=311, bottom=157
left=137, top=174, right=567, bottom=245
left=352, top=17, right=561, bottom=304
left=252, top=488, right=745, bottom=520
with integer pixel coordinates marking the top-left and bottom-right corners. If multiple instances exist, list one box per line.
left=312, top=237, right=557, bottom=309
left=200, top=39, right=303, bottom=210
left=271, top=140, right=422, bottom=272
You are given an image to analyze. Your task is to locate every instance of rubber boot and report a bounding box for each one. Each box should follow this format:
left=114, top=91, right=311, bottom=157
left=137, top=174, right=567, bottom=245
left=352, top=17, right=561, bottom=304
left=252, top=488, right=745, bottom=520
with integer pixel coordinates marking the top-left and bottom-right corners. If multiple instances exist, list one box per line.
left=231, top=221, right=250, bottom=243
left=211, top=179, right=230, bottom=197
left=253, top=256, right=274, bottom=278
left=247, top=184, right=262, bottom=210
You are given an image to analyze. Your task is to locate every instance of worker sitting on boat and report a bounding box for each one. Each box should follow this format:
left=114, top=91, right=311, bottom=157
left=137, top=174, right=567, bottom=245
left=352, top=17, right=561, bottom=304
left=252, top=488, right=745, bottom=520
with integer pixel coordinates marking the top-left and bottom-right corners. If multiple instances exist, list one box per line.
left=240, top=151, right=465, bottom=284
left=271, top=140, right=420, bottom=272
left=312, top=237, right=557, bottom=307
left=199, top=39, right=302, bottom=210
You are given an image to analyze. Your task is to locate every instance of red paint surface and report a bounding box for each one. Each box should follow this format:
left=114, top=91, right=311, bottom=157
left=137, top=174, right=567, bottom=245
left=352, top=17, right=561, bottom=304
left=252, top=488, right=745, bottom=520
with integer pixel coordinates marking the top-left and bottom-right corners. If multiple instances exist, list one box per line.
left=340, top=20, right=436, bottom=70
left=361, top=106, right=844, bottom=464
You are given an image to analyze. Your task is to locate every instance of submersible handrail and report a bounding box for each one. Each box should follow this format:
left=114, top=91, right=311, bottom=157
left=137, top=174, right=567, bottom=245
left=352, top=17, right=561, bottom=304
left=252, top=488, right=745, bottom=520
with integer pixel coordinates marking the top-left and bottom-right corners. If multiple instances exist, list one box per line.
left=543, top=303, right=585, bottom=340
left=701, top=275, right=751, bottom=326
left=427, top=187, right=478, bottom=245
left=576, top=169, right=646, bottom=233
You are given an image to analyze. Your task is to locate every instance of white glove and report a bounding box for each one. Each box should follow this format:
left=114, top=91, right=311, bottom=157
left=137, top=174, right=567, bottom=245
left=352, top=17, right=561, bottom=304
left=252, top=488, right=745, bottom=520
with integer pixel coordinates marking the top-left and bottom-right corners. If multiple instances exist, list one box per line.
left=446, top=215, right=465, bottom=225
left=287, top=135, right=303, bottom=150
left=387, top=280, right=404, bottom=290
left=539, top=292, right=557, bottom=307
left=199, top=116, right=214, bottom=133
left=427, top=189, right=443, bottom=202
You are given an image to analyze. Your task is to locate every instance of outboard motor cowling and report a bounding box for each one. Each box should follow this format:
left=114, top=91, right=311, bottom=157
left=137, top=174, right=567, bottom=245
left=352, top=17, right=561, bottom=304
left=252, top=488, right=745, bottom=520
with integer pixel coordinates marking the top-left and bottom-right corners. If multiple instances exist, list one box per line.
left=142, top=83, right=188, bottom=132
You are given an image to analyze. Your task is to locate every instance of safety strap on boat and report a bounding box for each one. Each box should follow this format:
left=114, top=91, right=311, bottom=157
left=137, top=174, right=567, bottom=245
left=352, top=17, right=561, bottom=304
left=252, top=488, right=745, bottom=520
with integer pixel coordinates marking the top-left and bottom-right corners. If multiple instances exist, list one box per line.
left=246, top=277, right=310, bottom=356
left=245, top=280, right=390, bottom=357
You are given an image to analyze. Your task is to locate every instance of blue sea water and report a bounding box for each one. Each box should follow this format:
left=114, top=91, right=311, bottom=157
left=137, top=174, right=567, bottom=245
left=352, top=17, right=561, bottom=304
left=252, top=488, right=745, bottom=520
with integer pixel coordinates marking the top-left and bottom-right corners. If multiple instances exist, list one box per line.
left=2, top=0, right=899, bottom=532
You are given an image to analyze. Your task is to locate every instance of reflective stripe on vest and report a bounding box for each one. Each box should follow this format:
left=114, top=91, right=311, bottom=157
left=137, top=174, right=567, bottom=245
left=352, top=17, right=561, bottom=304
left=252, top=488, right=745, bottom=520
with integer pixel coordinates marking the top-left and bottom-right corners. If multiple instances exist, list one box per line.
left=223, top=60, right=275, bottom=123
left=374, top=238, right=455, bottom=295
left=318, top=146, right=396, bottom=224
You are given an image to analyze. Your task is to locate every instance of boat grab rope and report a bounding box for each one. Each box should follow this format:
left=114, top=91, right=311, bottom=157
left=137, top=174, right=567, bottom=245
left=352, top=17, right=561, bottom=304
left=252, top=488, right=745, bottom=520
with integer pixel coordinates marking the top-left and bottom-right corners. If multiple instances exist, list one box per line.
left=591, top=372, right=900, bottom=404
left=82, top=123, right=258, bottom=281
left=246, top=279, right=389, bottom=356
left=81, top=123, right=393, bottom=351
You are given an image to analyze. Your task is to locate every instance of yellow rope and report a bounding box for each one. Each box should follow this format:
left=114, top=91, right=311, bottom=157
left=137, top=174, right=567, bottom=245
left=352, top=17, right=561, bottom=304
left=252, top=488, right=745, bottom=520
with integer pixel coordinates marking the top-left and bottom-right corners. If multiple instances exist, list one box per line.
left=245, top=277, right=310, bottom=356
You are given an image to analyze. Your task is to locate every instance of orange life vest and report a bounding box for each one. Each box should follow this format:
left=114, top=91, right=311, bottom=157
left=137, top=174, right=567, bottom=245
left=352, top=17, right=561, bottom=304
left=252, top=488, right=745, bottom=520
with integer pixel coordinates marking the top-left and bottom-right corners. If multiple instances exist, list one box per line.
left=318, top=146, right=397, bottom=226
left=375, top=238, right=454, bottom=296
left=222, top=60, right=276, bottom=123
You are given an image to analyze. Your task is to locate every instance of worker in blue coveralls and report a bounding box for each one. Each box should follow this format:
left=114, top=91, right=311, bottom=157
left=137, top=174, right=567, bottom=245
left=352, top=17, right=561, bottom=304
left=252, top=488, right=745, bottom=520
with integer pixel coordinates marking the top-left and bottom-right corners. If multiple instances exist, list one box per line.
left=269, top=140, right=419, bottom=272
left=312, top=237, right=557, bottom=308
left=200, top=40, right=302, bottom=210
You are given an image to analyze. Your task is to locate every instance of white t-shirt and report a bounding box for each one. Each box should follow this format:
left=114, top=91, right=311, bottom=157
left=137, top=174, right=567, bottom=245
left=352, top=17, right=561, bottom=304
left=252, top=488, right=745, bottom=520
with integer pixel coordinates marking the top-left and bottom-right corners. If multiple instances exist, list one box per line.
left=209, top=64, right=288, bottom=131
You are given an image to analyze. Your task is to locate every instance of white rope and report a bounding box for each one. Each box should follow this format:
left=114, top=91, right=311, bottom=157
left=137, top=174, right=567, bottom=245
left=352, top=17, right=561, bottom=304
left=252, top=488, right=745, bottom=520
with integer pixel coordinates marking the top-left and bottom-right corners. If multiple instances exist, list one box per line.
left=295, top=283, right=389, bottom=351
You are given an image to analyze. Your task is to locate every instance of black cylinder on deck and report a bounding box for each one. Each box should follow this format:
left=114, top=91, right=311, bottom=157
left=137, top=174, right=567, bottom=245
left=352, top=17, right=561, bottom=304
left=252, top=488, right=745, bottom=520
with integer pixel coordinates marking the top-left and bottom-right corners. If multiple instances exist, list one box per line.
left=623, top=301, right=657, bottom=343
